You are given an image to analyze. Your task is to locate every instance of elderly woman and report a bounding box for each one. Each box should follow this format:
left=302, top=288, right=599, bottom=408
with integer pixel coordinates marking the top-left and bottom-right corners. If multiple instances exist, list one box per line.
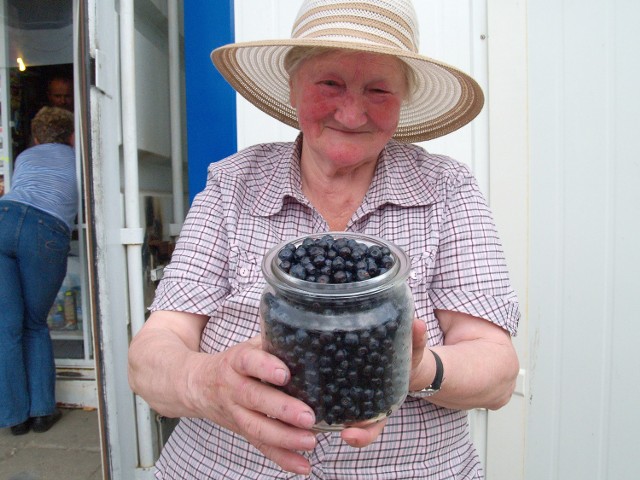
left=128, top=1, right=520, bottom=478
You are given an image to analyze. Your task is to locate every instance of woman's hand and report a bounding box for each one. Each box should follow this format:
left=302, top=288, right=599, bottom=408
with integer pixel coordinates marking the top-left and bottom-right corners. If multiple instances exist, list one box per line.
left=128, top=311, right=317, bottom=476
left=191, top=336, right=318, bottom=475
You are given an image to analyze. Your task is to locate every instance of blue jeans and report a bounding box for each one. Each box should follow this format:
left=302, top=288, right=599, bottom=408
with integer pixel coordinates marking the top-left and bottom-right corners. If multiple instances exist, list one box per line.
left=0, top=200, right=70, bottom=427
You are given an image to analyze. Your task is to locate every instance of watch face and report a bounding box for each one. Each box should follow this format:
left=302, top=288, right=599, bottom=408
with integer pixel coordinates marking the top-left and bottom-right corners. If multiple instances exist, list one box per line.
left=410, top=388, right=438, bottom=398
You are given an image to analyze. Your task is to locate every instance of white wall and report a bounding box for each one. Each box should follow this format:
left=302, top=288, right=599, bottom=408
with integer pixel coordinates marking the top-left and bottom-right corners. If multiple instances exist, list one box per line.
left=485, top=2, right=529, bottom=478
left=527, top=1, right=640, bottom=479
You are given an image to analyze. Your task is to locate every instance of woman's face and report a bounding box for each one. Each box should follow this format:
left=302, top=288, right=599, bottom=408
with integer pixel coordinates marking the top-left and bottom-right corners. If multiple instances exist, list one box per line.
left=289, top=50, right=408, bottom=171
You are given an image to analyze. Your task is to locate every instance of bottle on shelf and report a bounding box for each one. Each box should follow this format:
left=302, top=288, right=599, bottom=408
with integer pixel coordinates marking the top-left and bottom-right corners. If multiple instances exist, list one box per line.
left=63, top=289, right=77, bottom=330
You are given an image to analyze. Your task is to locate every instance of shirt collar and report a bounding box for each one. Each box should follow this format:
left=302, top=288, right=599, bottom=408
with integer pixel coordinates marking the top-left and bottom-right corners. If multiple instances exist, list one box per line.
left=252, top=136, right=438, bottom=217
left=365, top=140, right=439, bottom=209
left=251, top=134, right=306, bottom=217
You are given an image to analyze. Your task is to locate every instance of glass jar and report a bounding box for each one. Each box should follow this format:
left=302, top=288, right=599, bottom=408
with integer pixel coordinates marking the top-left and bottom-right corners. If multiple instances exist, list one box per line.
left=260, top=232, right=414, bottom=431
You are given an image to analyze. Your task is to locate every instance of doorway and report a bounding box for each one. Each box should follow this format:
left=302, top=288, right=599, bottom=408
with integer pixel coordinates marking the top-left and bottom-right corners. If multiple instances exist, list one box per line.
left=1, top=0, right=96, bottom=407
left=0, top=0, right=103, bottom=477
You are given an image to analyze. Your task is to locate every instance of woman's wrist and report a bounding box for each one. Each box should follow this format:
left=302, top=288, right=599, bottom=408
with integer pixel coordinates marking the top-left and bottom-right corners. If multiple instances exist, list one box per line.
left=409, top=349, right=444, bottom=398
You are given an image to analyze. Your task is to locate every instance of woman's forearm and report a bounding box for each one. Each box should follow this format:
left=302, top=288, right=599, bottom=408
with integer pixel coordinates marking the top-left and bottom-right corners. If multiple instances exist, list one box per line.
left=128, top=311, right=210, bottom=418
left=427, top=340, right=519, bottom=410
left=411, top=310, right=519, bottom=411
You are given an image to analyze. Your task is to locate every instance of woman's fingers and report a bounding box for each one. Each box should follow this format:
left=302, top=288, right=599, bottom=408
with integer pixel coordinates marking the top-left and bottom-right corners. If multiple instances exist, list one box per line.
left=411, top=318, right=428, bottom=369
left=256, top=440, right=313, bottom=476
left=202, top=339, right=317, bottom=474
left=222, top=338, right=316, bottom=429
left=237, top=336, right=292, bottom=387
left=340, top=418, right=388, bottom=448
left=230, top=376, right=316, bottom=430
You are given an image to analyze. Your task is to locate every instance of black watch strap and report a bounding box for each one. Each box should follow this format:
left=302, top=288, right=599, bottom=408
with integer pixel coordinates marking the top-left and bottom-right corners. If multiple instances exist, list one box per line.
left=409, top=349, right=444, bottom=398
left=428, top=349, right=444, bottom=390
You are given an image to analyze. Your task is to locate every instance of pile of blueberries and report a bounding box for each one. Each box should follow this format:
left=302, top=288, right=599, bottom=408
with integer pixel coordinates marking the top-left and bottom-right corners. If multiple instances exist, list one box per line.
left=261, top=235, right=411, bottom=429
left=275, top=234, right=395, bottom=283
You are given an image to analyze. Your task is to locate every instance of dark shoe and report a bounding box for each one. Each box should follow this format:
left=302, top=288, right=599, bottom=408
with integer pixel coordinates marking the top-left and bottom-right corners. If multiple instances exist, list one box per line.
left=31, top=409, right=62, bottom=433
left=10, top=419, right=31, bottom=436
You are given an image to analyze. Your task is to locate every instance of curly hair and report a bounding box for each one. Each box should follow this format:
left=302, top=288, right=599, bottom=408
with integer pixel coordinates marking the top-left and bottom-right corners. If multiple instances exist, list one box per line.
left=31, top=106, right=74, bottom=145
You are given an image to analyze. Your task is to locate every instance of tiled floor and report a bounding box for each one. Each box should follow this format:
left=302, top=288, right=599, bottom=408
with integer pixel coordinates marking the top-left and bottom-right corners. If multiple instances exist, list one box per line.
left=0, top=408, right=103, bottom=480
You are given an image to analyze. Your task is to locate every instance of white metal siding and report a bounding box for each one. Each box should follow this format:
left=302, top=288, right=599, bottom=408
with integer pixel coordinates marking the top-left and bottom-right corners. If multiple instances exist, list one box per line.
left=527, top=1, right=640, bottom=479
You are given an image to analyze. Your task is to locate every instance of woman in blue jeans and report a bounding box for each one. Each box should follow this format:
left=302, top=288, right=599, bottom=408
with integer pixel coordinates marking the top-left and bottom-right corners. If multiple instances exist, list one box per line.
left=0, top=106, right=77, bottom=435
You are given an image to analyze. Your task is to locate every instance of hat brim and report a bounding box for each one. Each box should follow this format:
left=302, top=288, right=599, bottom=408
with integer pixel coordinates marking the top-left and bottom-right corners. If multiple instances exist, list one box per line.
left=211, top=39, right=484, bottom=143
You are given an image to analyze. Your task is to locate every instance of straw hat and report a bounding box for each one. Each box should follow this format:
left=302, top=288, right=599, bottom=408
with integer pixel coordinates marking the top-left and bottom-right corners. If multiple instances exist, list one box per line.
left=211, top=0, right=484, bottom=143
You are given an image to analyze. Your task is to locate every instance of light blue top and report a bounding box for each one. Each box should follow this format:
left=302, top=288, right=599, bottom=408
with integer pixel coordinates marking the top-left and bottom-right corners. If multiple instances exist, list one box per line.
left=2, top=143, right=78, bottom=231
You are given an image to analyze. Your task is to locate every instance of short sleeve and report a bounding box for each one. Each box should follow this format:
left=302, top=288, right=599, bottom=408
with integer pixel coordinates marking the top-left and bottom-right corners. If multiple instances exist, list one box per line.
left=429, top=171, right=520, bottom=336
left=150, top=168, right=232, bottom=315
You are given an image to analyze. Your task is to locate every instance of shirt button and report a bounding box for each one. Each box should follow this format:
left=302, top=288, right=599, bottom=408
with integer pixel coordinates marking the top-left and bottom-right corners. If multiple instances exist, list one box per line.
left=410, top=270, right=418, bottom=280
left=239, top=267, right=249, bottom=277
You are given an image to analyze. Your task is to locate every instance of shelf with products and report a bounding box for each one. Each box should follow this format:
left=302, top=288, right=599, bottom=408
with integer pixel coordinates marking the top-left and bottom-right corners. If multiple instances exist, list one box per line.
left=47, top=251, right=83, bottom=332
left=0, top=141, right=10, bottom=195
left=51, top=328, right=83, bottom=341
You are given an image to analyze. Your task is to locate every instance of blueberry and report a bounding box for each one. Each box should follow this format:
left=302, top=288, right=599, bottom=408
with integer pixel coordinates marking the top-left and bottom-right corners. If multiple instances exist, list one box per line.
left=318, top=356, right=332, bottom=368
left=366, top=258, right=379, bottom=276
left=332, top=238, right=348, bottom=251
left=334, top=349, right=348, bottom=362
left=332, top=271, right=348, bottom=283
left=294, top=246, right=308, bottom=260
left=331, top=257, right=346, bottom=271
left=340, top=396, right=354, bottom=408
left=381, top=255, right=394, bottom=269
left=312, top=255, right=326, bottom=267
left=344, top=332, right=359, bottom=347
left=289, top=263, right=306, bottom=279
left=355, top=270, right=370, bottom=281
left=279, top=260, right=292, bottom=273
left=295, top=329, right=310, bottom=345
left=368, top=245, right=383, bottom=260
left=308, top=245, right=325, bottom=258
left=278, top=247, right=295, bottom=262
left=351, top=247, right=365, bottom=261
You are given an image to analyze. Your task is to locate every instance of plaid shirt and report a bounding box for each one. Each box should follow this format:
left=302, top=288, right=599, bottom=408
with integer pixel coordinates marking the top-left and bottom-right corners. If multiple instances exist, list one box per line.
left=151, top=135, right=520, bottom=479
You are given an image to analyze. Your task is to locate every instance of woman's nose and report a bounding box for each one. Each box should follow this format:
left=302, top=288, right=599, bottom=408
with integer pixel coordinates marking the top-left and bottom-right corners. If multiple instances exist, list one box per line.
left=334, top=92, right=367, bottom=128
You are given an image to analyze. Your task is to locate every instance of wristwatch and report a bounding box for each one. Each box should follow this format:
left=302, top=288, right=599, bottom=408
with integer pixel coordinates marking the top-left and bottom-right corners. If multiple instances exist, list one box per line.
left=409, top=349, right=444, bottom=398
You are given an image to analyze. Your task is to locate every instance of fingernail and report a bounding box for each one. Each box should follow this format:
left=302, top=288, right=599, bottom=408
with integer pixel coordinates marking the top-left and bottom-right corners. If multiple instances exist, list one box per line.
left=300, top=434, right=317, bottom=450
left=274, top=368, right=288, bottom=385
left=298, top=411, right=315, bottom=429
left=294, top=462, right=311, bottom=476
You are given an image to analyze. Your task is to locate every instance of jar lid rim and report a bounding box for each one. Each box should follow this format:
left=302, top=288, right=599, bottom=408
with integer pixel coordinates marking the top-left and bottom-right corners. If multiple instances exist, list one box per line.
left=262, top=232, right=410, bottom=297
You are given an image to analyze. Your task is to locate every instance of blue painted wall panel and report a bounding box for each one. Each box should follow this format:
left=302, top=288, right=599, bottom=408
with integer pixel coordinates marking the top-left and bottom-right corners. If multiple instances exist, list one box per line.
left=184, top=1, right=236, bottom=203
